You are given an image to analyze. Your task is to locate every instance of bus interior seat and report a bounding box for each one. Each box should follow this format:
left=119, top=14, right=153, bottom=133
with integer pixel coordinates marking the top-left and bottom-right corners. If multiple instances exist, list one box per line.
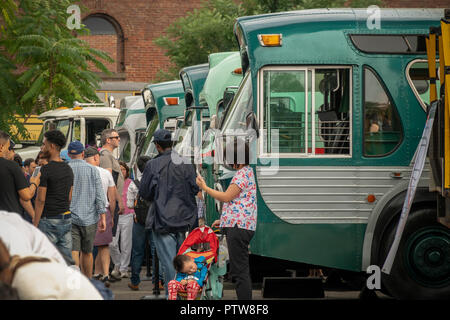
left=316, top=71, right=350, bottom=154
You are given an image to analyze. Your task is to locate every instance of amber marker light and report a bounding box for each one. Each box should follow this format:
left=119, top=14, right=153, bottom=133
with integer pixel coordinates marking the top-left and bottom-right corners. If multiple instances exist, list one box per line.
left=164, top=97, right=179, bottom=105
left=367, top=194, right=376, bottom=203
left=390, top=172, right=403, bottom=179
left=233, top=67, right=242, bottom=74
left=258, top=34, right=282, bottom=47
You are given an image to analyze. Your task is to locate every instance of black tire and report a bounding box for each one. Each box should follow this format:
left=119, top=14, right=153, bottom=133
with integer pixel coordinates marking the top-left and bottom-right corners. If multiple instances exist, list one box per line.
left=378, top=208, right=450, bottom=299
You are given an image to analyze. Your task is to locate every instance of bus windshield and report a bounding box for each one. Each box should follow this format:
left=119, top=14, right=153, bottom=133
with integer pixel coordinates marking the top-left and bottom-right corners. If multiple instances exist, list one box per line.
left=37, top=119, right=71, bottom=145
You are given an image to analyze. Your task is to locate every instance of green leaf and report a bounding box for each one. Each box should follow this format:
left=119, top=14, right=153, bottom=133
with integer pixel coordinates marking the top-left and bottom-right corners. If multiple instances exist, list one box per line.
left=21, top=72, right=46, bottom=103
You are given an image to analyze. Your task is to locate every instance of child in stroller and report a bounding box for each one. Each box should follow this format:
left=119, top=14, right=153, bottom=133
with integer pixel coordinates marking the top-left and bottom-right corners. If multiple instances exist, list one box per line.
left=167, top=226, right=220, bottom=300
left=168, top=254, right=208, bottom=300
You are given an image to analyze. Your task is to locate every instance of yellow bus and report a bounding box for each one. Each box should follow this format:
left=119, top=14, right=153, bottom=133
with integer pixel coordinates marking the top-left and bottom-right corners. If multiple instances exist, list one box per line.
left=11, top=114, right=44, bottom=144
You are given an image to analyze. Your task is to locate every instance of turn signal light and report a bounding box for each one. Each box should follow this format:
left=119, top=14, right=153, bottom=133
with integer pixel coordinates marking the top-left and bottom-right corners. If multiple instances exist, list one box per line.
left=258, top=34, right=282, bottom=47
left=233, top=68, right=242, bottom=74
left=72, top=106, right=83, bottom=110
left=367, top=194, right=376, bottom=203
left=164, top=97, right=179, bottom=105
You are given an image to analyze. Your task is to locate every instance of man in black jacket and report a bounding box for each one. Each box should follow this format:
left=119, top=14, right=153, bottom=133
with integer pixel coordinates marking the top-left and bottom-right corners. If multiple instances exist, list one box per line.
left=139, top=129, right=199, bottom=297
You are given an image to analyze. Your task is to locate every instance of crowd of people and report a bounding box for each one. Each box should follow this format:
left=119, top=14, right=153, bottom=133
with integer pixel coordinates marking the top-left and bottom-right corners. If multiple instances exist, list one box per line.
left=0, top=127, right=258, bottom=300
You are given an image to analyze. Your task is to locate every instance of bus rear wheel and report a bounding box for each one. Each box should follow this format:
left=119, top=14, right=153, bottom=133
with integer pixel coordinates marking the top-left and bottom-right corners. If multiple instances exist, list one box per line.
left=379, top=208, right=450, bottom=299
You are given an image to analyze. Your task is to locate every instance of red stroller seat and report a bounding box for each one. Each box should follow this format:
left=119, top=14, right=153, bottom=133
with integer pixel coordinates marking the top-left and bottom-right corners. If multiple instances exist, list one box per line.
left=175, top=226, right=219, bottom=300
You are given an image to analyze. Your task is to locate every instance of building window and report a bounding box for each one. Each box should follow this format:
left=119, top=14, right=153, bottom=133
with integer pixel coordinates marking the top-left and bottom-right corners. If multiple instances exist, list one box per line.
left=83, top=16, right=117, bottom=35
left=81, top=14, right=124, bottom=74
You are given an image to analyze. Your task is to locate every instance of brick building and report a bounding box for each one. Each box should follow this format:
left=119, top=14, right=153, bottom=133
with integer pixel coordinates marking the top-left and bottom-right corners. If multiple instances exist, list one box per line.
left=386, top=0, right=449, bottom=8
left=79, top=0, right=449, bottom=94
left=78, top=0, right=203, bottom=103
left=79, top=0, right=204, bottom=82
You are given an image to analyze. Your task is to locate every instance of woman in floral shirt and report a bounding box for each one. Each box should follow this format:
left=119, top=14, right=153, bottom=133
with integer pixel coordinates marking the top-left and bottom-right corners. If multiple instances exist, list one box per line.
left=196, top=139, right=256, bottom=300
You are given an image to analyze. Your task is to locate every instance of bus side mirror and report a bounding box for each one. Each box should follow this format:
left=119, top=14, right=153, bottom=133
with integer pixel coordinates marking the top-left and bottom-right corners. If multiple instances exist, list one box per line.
left=108, top=96, right=116, bottom=108
left=184, top=110, right=192, bottom=126
left=246, top=112, right=259, bottom=139
left=216, top=102, right=225, bottom=128
left=96, top=133, right=102, bottom=147
left=185, top=91, right=194, bottom=108
left=223, top=89, right=235, bottom=110
left=210, top=115, right=218, bottom=129
left=135, top=131, right=144, bottom=145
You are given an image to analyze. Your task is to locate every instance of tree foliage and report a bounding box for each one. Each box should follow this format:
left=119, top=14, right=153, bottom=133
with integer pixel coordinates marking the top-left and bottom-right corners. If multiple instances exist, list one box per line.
left=0, top=0, right=23, bottom=139
left=154, top=0, right=382, bottom=81
left=154, top=0, right=244, bottom=81
left=0, top=0, right=113, bottom=141
left=242, top=0, right=381, bottom=12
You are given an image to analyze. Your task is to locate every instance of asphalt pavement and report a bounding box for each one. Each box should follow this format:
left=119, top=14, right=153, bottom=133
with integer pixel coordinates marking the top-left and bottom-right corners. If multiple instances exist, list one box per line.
left=108, top=268, right=389, bottom=300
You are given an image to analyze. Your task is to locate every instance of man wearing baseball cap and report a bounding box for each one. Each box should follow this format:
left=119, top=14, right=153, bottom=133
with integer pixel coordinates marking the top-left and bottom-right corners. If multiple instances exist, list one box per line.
left=139, top=129, right=199, bottom=296
left=68, top=141, right=107, bottom=278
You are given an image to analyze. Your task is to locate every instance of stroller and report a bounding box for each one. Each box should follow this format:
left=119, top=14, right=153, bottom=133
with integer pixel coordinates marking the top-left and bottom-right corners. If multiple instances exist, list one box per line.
left=174, top=226, right=228, bottom=300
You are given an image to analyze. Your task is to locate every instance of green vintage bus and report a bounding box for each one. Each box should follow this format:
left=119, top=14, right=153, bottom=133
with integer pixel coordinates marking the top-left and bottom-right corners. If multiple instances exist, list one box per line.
left=115, top=96, right=147, bottom=167
left=180, top=63, right=209, bottom=108
left=208, top=8, right=449, bottom=299
left=130, top=80, right=186, bottom=175
left=199, top=52, right=244, bottom=229
left=174, top=56, right=241, bottom=159
left=141, top=80, right=186, bottom=129
left=199, top=52, right=243, bottom=122
left=173, top=63, right=209, bottom=158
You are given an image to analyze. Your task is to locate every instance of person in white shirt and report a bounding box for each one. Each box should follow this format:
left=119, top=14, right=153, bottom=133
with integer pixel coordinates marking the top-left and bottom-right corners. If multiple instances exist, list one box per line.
left=126, top=177, right=139, bottom=213
left=0, top=235, right=103, bottom=300
left=0, top=210, right=66, bottom=265
left=84, top=147, right=117, bottom=284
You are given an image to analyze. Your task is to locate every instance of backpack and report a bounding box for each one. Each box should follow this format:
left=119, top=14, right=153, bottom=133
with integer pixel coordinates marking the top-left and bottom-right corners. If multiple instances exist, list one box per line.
left=132, top=179, right=151, bottom=225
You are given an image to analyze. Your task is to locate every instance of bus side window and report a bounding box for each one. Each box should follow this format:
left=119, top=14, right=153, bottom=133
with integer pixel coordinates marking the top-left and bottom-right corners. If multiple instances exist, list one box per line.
left=407, top=60, right=439, bottom=110
left=263, top=70, right=306, bottom=154
left=363, top=67, right=402, bottom=157
left=262, top=67, right=351, bottom=156
left=314, top=69, right=350, bottom=155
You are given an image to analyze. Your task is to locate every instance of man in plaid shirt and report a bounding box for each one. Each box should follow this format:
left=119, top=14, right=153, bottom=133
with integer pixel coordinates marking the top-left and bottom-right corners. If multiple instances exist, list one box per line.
left=68, top=141, right=106, bottom=278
